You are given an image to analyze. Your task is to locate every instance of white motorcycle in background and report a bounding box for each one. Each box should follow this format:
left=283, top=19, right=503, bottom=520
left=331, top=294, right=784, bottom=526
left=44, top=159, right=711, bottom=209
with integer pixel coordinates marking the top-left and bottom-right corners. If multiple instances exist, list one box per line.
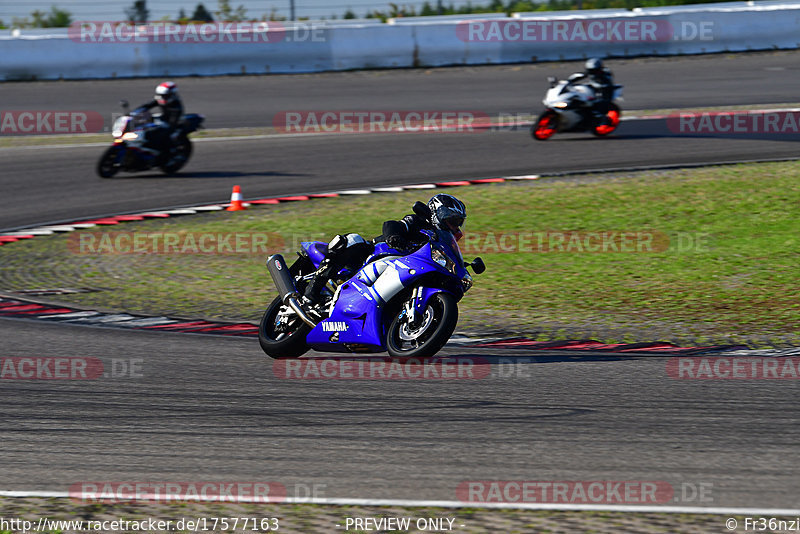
left=532, top=74, right=623, bottom=140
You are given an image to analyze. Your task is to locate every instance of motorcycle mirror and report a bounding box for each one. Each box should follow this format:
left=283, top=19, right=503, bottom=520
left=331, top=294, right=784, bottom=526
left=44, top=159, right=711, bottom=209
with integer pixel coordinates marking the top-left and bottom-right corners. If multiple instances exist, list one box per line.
left=547, top=76, right=557, bottom=87
left=471, top=257, right=486, bottom=274
left=120, top=99, right=129, bottom=110
left=413, top=201, right=432, bottom=220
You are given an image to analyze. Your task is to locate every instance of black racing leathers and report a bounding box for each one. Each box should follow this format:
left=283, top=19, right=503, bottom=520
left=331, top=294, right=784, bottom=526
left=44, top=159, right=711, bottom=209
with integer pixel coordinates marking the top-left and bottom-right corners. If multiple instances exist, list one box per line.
left=137, top=99, right=184, bottom=154
left=381, top=213, right=435, bottom=251
left=570, top=68, right=614, bottom=113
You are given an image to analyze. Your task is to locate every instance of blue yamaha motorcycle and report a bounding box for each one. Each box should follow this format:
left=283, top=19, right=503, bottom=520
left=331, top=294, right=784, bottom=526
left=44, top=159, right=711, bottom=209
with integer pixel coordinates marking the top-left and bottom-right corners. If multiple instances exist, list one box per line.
left=259, top=204, right=485, bottom=359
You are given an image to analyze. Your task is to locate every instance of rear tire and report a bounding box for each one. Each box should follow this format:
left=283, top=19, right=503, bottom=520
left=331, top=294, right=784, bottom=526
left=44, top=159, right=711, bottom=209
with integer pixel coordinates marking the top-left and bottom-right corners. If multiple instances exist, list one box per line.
left=160, top=137, right=192, bottom=175
left=385, top=292, right=458, bottom=359
left=532, top=110, right=558, bottom=140
left=97, top=146, right=122, bottom=178
left=258, top=296, right=311, bottom=359
left=258, top=255, right=315, bottom=359
left=592, top=104, right=621, bottom=137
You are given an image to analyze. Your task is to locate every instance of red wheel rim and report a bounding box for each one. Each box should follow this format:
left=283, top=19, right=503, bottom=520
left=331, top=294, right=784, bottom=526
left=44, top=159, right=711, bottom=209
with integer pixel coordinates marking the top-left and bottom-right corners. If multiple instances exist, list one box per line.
left=535, top=114, right=556, bottom=139
left=594, top=108, right=620, bottom=135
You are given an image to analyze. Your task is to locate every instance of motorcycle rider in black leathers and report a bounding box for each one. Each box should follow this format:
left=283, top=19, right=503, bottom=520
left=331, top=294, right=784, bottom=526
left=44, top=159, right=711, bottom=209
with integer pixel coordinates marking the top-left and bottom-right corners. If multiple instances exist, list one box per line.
left=302, top=194, right=467, bottom=304
left=568, top=58, right=615, bottom=122
left=136, top=81, right=184, bottom=161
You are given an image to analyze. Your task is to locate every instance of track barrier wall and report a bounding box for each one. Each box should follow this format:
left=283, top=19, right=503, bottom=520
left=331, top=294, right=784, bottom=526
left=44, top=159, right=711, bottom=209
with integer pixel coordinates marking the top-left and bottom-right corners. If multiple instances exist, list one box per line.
left=1, top=1, right=799, bottom=80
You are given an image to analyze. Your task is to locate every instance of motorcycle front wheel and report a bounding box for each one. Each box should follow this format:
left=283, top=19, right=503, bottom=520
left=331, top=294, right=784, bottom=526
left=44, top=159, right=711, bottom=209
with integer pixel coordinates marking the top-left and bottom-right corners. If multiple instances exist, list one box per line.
left=531, top=110, right=558, bottom=140
left=97, top=146, right=123, bottom=178
left=385, top=292, right=458, bottom=359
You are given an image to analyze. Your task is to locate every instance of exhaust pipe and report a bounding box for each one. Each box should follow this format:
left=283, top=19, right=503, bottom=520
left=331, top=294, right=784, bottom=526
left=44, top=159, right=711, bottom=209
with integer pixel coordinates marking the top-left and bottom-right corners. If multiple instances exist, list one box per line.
left=286, top=296, right=317, bottom=329
left=266, top=254, right=317, bottom=328
left=266, top=254, right=298, bottom=301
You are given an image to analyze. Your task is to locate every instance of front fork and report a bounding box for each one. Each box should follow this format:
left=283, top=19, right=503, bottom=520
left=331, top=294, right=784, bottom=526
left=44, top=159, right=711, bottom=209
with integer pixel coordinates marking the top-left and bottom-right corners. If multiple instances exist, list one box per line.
left=404, top=286, right=423, bottom=326
left=405, top=287, right=450, bottom=327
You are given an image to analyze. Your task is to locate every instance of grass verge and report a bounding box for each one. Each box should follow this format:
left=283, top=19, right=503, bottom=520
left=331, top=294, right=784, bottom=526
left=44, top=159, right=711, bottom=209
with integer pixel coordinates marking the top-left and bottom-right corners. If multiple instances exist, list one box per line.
left=0, top=161, right=798, bottom=346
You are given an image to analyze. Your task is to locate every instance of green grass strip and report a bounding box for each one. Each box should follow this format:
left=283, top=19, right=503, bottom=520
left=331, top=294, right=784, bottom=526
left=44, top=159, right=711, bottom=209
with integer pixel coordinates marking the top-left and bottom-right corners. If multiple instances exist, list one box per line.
left=0, top=161, right=798, bottom=346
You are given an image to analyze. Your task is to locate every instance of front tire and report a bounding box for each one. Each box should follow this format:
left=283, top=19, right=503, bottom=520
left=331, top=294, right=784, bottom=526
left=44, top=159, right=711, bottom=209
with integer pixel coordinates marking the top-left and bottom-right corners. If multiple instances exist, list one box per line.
left=532, top=110, right=558, bottom=140
left=160, top=137, right=192, bottom=175
left=386, top=292, right=458, bottom=359
left=97, top=146, right=122, bottom=178
left=258, top=296, right=311, bottom=359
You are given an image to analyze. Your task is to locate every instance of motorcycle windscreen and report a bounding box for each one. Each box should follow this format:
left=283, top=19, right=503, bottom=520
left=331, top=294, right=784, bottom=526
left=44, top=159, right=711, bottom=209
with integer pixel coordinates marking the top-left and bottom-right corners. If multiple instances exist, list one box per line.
left=435, top=229, right=464, bottom=268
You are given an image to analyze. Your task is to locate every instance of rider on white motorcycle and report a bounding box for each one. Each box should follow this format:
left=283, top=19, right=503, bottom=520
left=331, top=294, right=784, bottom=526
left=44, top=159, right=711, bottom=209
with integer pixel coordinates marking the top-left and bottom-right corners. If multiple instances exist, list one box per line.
left=567, top=58, right=615, bottom=124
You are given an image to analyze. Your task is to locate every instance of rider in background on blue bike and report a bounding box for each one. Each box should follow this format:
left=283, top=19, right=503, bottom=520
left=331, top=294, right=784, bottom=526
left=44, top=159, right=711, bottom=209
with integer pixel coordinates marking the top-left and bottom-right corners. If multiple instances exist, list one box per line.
left=135, top=81, right=184, bottom=156
left=303, top=194, right=467, bottom=302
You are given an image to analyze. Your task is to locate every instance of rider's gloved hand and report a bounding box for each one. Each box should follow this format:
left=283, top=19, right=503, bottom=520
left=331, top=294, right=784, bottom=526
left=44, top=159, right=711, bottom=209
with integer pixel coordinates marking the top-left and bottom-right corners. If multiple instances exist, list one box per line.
left=386, top=235, right=406, bottom=250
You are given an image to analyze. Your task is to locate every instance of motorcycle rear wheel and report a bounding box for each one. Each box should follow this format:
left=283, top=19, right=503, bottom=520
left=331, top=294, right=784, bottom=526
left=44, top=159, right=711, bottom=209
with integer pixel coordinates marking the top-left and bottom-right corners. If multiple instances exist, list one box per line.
left=258, top=296, right=312, bottom=359
left=160, top=138, right=192, bottom=175
left=97, top=146, right=122, bottom=178
left=385, top=292, right=458, bottom=359
left=592, top=104, right=621, bottom=137
left=258, top=256, right=315, bottom=359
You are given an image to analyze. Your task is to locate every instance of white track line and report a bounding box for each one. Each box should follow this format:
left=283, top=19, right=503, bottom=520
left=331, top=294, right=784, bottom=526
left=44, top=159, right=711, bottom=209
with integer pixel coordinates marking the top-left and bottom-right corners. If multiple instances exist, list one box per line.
left=0, top=491, right=797, bottom=515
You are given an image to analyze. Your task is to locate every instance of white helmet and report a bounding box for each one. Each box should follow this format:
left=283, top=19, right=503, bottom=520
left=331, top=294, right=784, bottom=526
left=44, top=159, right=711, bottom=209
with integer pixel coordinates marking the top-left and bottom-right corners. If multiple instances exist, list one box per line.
left=155, top=81, right=178, bottom=106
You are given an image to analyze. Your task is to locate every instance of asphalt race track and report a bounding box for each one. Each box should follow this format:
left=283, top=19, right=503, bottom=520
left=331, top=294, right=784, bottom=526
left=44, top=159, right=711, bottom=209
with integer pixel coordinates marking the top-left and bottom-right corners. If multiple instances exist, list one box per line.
left=1, top=52, right=799, bottom=510
left=2, top=51, right=799, bottom=129
left=2, top=319, right=799, bottom=508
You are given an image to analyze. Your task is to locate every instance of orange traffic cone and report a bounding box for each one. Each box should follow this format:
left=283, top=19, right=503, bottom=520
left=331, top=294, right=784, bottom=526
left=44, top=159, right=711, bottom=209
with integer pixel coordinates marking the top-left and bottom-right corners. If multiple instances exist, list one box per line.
left=226, top=185, right=246, bottom=211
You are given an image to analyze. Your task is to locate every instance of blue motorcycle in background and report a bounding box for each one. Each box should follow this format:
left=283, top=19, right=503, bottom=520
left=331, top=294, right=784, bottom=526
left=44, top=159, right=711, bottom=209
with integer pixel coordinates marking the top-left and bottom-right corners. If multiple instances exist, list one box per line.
left=259, top=203, right=485, bottom=359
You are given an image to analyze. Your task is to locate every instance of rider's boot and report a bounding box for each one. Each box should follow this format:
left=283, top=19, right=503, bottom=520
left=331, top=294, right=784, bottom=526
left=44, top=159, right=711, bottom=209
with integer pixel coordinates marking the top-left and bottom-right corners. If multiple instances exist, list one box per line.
left=304, top=258, right=333, bottom=304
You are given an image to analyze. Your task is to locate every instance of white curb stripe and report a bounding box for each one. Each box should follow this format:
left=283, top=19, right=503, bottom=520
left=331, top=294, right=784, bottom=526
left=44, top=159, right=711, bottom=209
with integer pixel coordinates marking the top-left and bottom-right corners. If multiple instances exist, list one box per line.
left=113, top=317, right=177, bottom=327
left=371, top=187, right=405, bottom=192
left=37, top=311, right=102, bottom=320
left=80, top=314, right=137, bottom=324
left=336, top=189, right=372, bottom=195
left=192, top=205, right=226, bottom=211
left=0, top=491, right=797, bottom=515
left=2, top=229, right=54, bottom=236
left=32, top=225, right=78, bottom=232
left=161, top=209, right=198, bottom=215
left=403, top=183, right=437, bottom=189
